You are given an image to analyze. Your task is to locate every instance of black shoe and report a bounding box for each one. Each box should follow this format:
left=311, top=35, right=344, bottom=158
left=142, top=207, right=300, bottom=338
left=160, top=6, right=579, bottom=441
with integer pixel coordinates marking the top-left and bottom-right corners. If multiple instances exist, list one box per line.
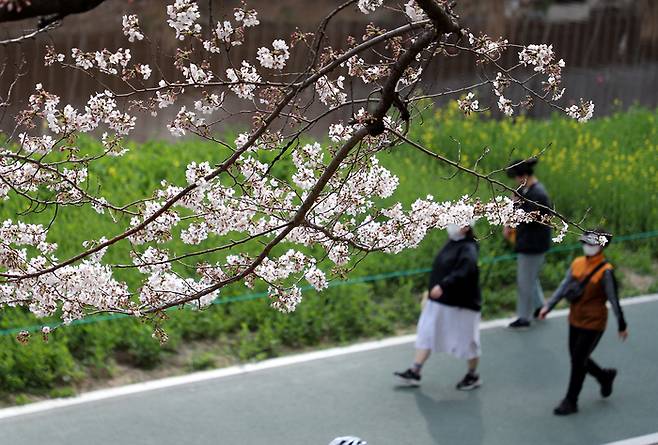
left=553, top=398, right=578, bottom=416
left=600, top=368, right=617, bottom=398
left=456, top=372, right=482, bottom=391
left=507, top=318, right=531, bottom=330
left=394, top=368, right=421, bottom=386
left=533, top=307, right=543, bottom=319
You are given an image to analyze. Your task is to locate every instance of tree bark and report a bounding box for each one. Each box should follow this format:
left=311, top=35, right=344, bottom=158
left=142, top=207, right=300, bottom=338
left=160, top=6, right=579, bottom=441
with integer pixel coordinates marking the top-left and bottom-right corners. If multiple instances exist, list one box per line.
left=0, top=0, right=108, bottom=23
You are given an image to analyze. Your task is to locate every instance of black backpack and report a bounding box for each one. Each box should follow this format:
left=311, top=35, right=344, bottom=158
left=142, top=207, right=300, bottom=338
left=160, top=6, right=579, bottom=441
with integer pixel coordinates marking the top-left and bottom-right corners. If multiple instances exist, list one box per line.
left=563, top=261, right=608, bottom=303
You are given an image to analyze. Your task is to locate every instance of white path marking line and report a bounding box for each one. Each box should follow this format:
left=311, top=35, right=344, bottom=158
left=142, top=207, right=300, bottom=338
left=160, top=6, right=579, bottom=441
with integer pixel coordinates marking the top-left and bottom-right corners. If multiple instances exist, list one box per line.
left=0, top=293, right=655, bottom=421
left=603, top=432, right=658, bottom=445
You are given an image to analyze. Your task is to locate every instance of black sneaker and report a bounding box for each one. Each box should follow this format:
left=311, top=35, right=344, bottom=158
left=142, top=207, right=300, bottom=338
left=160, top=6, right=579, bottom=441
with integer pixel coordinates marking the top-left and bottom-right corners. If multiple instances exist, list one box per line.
left=553, top=398, right=578, bottom=416
left=600, top=368, right=617, bottom=398
left=456, top=372, right=482, bottom=391
left=533, top=307, right=543, bottom=320
left=507, top=318, right=531, bottom=330
left=394, top=368, right=421, bottom=386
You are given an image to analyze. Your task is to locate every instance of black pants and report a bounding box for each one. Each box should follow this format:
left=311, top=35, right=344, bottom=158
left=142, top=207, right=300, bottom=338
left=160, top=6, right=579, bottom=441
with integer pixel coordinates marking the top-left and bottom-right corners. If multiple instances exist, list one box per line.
left=566, top=325, right=605, bottom=403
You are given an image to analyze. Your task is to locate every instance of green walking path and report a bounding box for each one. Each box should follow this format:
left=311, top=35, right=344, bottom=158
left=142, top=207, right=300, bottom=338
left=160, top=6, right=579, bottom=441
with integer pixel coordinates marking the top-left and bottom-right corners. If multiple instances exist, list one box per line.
left=1, top=297, right=657, bottom=445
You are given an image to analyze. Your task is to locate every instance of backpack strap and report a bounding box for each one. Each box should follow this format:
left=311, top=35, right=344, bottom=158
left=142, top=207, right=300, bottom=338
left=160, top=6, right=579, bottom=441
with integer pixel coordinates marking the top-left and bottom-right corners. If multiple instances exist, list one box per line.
left=580, top=260, right=608, bottom=286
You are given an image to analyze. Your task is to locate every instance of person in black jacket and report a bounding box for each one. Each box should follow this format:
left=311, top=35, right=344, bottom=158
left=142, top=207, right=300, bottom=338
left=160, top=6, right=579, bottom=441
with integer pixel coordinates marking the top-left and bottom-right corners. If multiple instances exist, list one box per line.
left=504, top=158, right=553, bottom=330
left=394, top=223, right=482, bottom=390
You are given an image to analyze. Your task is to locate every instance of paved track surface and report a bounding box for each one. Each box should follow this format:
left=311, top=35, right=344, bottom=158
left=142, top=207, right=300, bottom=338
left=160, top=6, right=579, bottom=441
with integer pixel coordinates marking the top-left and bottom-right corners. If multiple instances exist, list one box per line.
left=1, top=299, right=657, bottom=445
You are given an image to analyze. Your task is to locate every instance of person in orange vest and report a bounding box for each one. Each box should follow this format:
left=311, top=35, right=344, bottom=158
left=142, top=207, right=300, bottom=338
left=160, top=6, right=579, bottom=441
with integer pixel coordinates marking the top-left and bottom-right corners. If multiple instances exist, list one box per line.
left=539, top=229, right=629, bottom=416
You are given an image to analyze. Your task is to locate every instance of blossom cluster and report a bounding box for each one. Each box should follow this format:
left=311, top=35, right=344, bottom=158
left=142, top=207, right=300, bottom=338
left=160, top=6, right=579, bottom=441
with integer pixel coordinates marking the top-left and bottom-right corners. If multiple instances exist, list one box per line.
left=129, top=201, right=182, bottom=244
left=404, top=1, right=427, bottom=21
left=34, top=87, right=135, bottom=136
left=268, top=286, right=303, bottom=313
left=398, top=65, right=424, bottom=88
left=71, top=48, right=132, bottom=76
left=519, top=44, right=557, bottom=73
left=357, top=0, right=383, bottom=15
left=257, top=40, right=290, bottom=70
left=255, top=250, right=327, bottom=291
left=0, top=228, right=131, bottom=323
left=315, top=75, right=347, bottom=107
left=0, top=160, right=76, bottom=204
left=234, top=5, right=259, bottom=27
left=136, top=64, right=152, bottom=80
left=43, top=46, right=65, bottom=66
left=457, top=92, right=479, bottom=115
left=216, top=21, right=238, bottom=45
left=461, top=34, right=591, bottom=121
left=226, top=61, right=261, bottom=100
left=167, top=0, right=201, bottom=40
left=139, top=268, right=218, bottom=309
left=0, top=220, right=53, bottom=270
left=154, top=81, right=180, bottom=110
left=328, top=123, right=354, bottom=142
left=181, top=63, right=214, bottom=84
left=194, top=92, right=225, bottom=115
left=344, top=56, right=389, bottom=84
left=122, top=14, right=144, bottom=42
left=168, top=106, right=205, bottom=136
left=202, top=4, right=259, bottom=51
left=566, top=100, right=595, bottom=123
left=468, top=33, right=509, bottom=60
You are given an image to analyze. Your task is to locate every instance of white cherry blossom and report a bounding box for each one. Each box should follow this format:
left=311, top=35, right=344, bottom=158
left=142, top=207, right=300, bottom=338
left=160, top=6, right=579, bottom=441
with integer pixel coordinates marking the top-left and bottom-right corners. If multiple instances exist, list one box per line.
left=167, top=0, right=201, bottom=40
left=257, top=39, right=290, bottom=70
left=358, top=0, right=383, bottom=14
left=226, top=61, right=261, bottom=100
left=122, top=14, right=144, bottom=42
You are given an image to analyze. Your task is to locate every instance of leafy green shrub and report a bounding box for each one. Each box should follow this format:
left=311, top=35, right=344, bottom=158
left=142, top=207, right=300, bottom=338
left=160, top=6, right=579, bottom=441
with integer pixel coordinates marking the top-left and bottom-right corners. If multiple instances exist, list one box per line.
left=114, top=323, right=165, bottom=369
left=64, top=322, right=121, bottom=372
left=12, top=394, right=32, bottom=406
left=188, top=352, right=217, bottom=371
left=607, top=245, right=655, bottom=275
left=481, top=289, right=517, bottom=320
left=234, top=322, right=267, bottom=361
left=0, top=336, right=79, bottom=392
left=169, top=307, right=229, bottom=341
left=48, top=386, right=76, bottom=398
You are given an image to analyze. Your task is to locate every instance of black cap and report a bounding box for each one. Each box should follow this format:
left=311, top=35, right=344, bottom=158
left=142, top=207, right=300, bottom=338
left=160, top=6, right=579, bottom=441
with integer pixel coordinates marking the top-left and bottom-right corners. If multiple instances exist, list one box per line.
left=506, top=157, right=538, bottom=178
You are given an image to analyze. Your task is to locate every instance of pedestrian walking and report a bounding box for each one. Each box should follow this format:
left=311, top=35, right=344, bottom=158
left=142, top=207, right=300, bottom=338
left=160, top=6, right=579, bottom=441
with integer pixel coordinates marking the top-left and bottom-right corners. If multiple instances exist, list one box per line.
left=504, top=157, right=553, bottom=329
left=539, top=229, right=628, bottom=416
left=394, top=223, right=482, bottom=390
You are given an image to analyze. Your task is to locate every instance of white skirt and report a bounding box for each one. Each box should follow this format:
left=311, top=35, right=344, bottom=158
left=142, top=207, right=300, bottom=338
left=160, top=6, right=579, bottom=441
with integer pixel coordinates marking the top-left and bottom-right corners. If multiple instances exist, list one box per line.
left=415, top=301, right=481, bottom=360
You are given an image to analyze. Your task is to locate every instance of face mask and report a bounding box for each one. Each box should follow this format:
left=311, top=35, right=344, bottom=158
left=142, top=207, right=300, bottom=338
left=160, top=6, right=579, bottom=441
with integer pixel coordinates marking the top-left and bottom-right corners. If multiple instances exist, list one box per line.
left=582, top=244, right=601, bottom=257
left=446, top=224, right=465, bottom=241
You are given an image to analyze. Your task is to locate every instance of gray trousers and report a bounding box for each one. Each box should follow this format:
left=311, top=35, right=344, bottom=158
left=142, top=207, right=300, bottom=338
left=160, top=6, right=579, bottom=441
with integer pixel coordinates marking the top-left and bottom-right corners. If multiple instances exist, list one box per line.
left=516, top=253, right=546, bottom=320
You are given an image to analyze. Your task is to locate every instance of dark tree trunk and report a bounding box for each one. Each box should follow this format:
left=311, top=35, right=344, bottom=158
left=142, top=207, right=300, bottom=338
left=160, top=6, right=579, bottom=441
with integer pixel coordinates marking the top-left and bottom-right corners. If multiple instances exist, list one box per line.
left=0, top=0, right=108, bottom=23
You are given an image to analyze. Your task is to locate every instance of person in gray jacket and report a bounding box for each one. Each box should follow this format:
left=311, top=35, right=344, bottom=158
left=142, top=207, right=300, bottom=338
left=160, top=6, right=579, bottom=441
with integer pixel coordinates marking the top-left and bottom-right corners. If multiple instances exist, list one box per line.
left=504, top=158, right=553, bottom=330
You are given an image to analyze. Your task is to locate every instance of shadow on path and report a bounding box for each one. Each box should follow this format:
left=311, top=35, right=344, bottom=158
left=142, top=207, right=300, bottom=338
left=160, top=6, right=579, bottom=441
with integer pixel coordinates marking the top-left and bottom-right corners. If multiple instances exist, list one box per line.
left=391, top=385, right=484, bottom=445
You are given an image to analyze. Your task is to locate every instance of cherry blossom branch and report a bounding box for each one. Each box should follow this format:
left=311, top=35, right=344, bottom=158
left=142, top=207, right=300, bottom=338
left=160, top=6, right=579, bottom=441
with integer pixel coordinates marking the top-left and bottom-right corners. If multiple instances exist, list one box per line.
left=1, top=19, right=431, bottom=282
left=391, top=128, right=585, bottom=232
left=148, top=125, right=371, bottom=312
left=0, top=0, right=598, bottom=328
left=0, top=21, right=58, bottom=45
left=145, top=19, right=444, bottom=310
